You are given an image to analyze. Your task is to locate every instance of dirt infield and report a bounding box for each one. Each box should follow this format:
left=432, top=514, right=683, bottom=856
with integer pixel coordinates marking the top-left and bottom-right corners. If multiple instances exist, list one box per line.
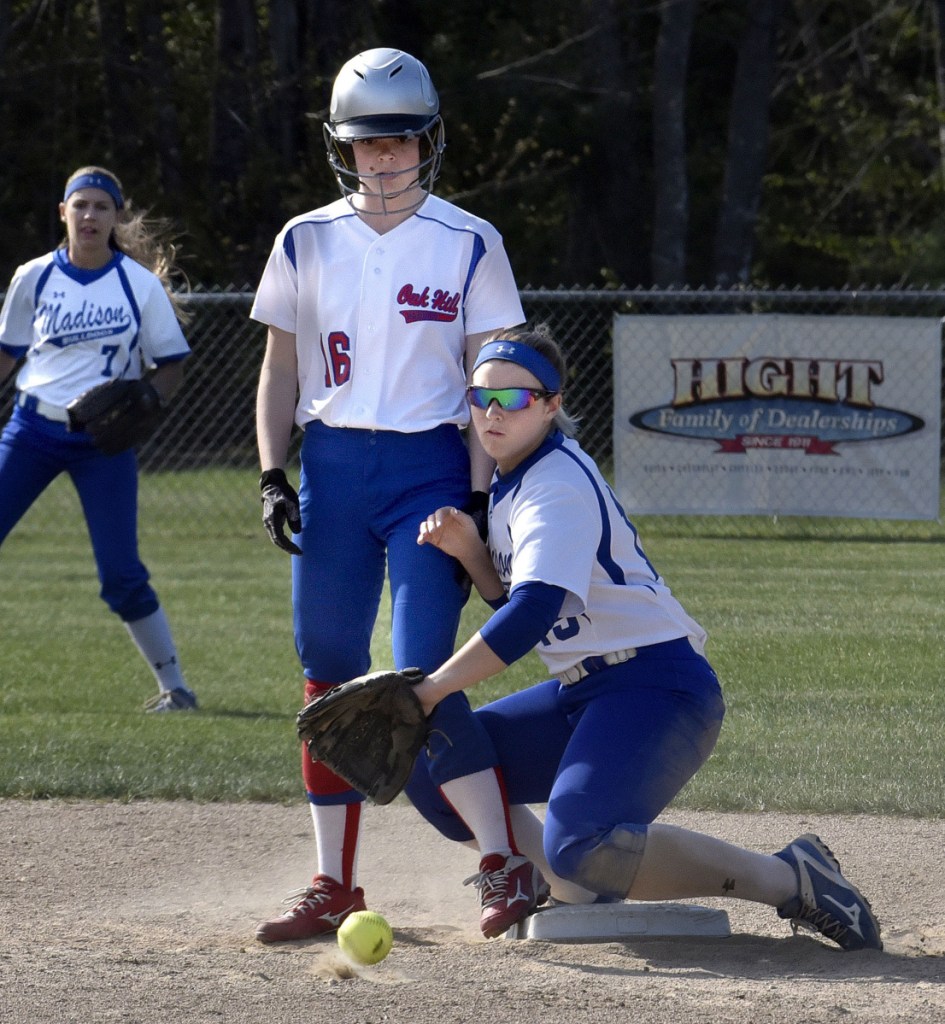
left=2, top=800, right=943, bottom=1023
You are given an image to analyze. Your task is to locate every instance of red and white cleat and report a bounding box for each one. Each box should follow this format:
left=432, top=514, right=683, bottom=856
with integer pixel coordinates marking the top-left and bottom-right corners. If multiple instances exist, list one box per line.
left=464, top=853, right=550, bottom=938
left=255, top=874, right=366, bottom=943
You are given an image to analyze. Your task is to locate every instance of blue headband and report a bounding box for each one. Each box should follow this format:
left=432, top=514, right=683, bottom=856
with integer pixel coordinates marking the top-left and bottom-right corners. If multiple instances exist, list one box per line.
left=473, top=340, right=562, bottom=393
left=63, top=173, right=124, bottom=210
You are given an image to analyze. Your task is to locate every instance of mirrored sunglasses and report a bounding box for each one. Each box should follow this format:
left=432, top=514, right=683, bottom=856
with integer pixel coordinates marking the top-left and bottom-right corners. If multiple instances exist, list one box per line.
left=466, top=386, right=556, bottom=411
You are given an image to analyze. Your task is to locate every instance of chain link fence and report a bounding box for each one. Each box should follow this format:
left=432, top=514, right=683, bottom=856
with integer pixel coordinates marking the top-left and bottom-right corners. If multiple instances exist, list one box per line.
left=2, top=287, right=943, bottom=540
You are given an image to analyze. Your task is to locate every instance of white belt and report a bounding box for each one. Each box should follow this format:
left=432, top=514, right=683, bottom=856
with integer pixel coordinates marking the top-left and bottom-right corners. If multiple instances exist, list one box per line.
left=16, top=391, right=70, bottom=423
left=559, top=648, right=637, bottom=685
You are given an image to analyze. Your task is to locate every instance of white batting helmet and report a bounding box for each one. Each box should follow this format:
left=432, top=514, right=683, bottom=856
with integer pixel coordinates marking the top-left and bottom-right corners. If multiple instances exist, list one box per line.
left=324, top=48, right=446, bottom=209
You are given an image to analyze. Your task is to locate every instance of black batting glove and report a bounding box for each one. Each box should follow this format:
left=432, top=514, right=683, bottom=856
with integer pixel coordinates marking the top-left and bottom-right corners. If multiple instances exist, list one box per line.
left=260, top=468, right=303, bottom=556
left=461, top=490, right=490, bottom=542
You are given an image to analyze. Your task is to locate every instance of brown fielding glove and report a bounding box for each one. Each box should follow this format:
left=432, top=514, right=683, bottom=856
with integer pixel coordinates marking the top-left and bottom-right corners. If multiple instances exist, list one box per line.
left=296, top=668, right=428, bottom=805
left=66, top=378, right=163, bottom=455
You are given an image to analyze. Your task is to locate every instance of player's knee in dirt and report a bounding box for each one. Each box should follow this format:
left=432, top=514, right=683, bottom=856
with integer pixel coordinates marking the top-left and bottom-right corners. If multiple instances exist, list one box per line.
left=546, top=823, right=649, bottom=900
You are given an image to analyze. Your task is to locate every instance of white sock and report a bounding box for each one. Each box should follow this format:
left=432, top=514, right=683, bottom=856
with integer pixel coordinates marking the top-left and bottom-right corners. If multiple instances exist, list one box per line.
left=509, top=805, right=598, bottom=905
left=456, top=805, right=598, bottom=904
left=124, top=607, right=188, bottom=692
left=311, top=802, right=361, bottom=888
left=440, top=768, right=514, bottom=859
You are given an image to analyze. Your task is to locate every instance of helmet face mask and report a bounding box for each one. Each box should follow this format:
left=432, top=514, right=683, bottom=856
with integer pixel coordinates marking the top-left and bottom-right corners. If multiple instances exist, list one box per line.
left=324, top=48, right=446, bottom=215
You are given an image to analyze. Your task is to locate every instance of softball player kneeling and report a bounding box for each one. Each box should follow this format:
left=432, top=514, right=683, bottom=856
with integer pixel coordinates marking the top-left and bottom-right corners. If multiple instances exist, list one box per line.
left=411, top=324, right=882, bottom=952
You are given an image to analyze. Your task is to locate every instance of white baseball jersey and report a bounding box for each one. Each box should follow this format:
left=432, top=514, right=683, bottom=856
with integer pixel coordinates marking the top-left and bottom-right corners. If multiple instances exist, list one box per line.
left=250, top=194, right=525, bottom=433
left=489, top=432, right=707, bottom=676
left=0, top=249, right=189, bottom=407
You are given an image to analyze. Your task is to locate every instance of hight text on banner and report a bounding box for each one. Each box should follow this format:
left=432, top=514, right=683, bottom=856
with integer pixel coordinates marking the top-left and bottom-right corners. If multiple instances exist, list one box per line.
left=613, top=314, right=941, bottom=519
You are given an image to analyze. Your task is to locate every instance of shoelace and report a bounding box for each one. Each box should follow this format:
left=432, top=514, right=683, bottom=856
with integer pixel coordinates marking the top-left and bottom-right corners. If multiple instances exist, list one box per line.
left=143, top=688, right=194, bottom=711
left=463, top=858, right=522, bottom=908
left=143, top=691, right=178, bottom=711
left=281, top=882, right=335, bottom=913
left=791, top=902, right=848, bottom=944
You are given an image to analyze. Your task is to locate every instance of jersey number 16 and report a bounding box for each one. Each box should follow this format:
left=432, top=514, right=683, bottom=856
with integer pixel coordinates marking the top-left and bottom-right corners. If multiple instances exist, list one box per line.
left=321, top=331, right=351, bottom=388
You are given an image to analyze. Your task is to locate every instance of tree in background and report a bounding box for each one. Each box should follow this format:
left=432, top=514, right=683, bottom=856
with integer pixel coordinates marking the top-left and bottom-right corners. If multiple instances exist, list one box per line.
left=652, top=0, right=698, bottom=287
left=0, top=0, right=943, bottom=289
left=711, top=0, right=786, bottom=287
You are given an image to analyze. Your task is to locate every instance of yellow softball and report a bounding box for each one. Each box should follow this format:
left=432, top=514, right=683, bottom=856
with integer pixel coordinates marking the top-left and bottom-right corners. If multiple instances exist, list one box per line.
left=337, top=910, right=394, bottom=965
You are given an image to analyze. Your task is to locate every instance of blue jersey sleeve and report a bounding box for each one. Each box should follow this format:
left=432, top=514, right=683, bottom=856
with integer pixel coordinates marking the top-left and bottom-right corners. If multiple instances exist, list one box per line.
left=479, top=580, right=567, bottom=666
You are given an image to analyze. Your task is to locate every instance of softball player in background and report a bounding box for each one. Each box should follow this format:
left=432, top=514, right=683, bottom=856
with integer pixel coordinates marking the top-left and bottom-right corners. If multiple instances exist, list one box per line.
left=253, top=48, right=544, bottom=941
left=412, top=324, right=882, bottom=952
left=0, top=165, right=196, bottom=712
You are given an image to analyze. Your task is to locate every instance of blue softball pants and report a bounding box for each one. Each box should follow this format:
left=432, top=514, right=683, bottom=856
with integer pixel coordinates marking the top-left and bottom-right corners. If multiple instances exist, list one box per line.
left=292, top=421, right=502, bottom=794
left=0, top=404, right=158, bottom=622
left=408, top=637, right=726, bottom=896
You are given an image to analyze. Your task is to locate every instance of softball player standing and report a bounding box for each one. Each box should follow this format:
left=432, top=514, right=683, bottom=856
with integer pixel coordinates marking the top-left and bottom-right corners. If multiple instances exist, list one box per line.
left=253, top=48, right=544, bottom=942
left=411, top=324, right=882, bottom=952
left=0, top=166, right=196, bottom=712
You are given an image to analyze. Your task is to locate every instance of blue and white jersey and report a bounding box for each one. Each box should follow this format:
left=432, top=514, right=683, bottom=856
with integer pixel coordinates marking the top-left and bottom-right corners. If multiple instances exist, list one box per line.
left=0, top=248, right=189, bottom=407
left=251, top=194, right=524, bottom=433
left=489, top=431, right=707, bottom=676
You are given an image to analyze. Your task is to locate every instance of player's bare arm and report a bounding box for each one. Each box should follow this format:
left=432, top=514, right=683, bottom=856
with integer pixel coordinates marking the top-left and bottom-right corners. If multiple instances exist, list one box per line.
left=465, top=330, right=498, bottom=492
left=417, top=506, right=504, bottom=602
left=256, top=326, right=303, bottom=555
left=0, top=352, right=16, bottom=384
left=413, top=631, right=508, bottom=717
left=256, top=325, right=299, bottom=469
left=149, top=360, right=184, bottom=403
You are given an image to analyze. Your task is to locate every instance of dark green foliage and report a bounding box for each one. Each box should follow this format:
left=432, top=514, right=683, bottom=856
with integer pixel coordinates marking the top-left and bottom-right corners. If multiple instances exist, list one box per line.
left=0, top=1, right=942, bottom=287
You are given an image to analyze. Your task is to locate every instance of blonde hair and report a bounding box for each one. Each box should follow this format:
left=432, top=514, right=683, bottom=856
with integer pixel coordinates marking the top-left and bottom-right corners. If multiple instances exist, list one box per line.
left=487, top=323, right=580, bottom=437
left=62, top=166, right=190, bottom=324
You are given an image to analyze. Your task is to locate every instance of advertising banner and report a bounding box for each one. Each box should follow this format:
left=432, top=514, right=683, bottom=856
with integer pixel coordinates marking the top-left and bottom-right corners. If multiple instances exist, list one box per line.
left=613, top=314, right=941, bottom=519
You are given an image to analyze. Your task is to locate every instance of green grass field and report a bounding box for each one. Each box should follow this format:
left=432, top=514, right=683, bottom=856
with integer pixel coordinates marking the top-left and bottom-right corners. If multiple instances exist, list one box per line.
left=1, top=469, right=944, bottom=816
